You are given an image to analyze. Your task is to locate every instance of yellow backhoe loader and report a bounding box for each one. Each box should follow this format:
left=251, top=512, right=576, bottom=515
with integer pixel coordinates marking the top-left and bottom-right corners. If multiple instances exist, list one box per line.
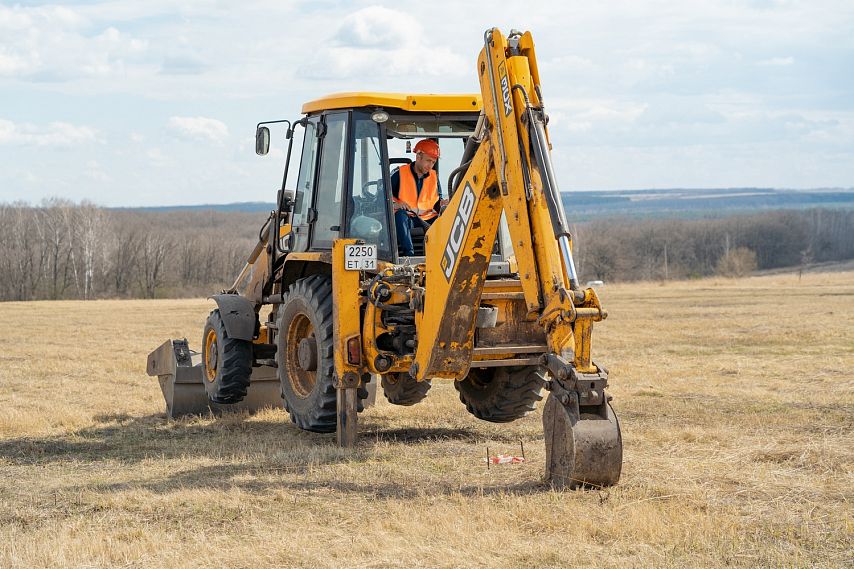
left=147, top=27, right=622, bottom=488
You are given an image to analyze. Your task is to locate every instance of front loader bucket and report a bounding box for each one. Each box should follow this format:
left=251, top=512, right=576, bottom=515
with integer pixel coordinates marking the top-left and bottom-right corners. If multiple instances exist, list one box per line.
left=145, top=339, right=282, bottom=419
left=543, top=393, right=623, bottom=489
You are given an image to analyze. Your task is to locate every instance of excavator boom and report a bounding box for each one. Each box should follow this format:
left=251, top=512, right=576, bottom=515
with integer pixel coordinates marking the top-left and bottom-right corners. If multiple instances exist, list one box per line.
left=414, top=28, right=622, bottom=488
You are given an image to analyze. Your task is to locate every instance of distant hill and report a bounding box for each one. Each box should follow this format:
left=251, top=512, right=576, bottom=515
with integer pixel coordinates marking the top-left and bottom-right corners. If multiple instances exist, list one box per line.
left=114, top=201, right=276, bottom=214
left=559, top=187, right=854, bottom=220
left=117, top=187, right=854, bottom=219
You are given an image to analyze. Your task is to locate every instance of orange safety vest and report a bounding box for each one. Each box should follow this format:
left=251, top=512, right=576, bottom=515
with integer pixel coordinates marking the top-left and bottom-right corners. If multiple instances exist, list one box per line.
left=393, top=165, right=439, bottom=221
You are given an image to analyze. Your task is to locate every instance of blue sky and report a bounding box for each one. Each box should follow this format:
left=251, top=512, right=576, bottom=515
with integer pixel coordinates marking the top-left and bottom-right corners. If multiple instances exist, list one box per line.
left=1, top=0, right=852, bottom=206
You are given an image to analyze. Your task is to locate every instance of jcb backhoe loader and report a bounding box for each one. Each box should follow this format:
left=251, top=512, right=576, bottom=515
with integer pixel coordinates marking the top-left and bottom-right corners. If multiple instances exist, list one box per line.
left=147, top=28, right=622, bottom=488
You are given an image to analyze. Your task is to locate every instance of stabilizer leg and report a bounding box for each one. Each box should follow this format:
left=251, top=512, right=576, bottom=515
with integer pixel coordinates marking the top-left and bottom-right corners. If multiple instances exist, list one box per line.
left=336, top=385, right=359, bottom=447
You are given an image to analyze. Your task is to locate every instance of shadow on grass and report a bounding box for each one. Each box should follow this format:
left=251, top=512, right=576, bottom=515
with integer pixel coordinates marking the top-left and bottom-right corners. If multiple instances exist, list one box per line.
left=0, top=411, right=513, bottom=463
left=0, top=411, right=554, bottom=497
left=80, top=461, right=551, bottom=498
left=360, top=425, right=484, bottom=444
left=0, top=412, right=334, bottom=460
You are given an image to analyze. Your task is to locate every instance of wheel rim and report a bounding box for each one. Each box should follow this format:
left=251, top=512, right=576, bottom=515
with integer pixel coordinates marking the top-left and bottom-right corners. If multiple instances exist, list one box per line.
left=204, top=328, right=218, bottom=382
left=286, top=312, right=316, bottom=398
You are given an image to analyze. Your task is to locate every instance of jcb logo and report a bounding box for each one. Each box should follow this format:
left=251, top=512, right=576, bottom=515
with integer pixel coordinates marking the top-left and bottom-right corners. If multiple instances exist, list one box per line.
left=442, top=184, right=476, bottom=281
left=499, top=64, right=512, bottom=117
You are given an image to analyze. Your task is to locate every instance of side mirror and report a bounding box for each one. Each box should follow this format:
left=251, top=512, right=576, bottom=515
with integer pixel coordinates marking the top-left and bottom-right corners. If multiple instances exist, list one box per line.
left=255, top=126, right=270, bottom=156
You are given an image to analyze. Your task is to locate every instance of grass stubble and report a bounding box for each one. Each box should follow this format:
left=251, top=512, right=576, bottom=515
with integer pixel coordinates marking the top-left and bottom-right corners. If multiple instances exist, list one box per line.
left=0, top=272, right=851, bottom=568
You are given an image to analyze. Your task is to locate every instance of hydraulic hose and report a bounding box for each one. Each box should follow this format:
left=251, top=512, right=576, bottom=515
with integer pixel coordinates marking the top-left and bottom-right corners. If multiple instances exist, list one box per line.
left=525, top=104, right=581, bottom=290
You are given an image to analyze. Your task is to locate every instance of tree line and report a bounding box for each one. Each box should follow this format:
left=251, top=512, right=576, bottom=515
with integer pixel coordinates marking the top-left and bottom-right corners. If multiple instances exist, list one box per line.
left=573, top=208, right=854, bottom=281
left=1, top=200, right=852, bottom=301
left=0, top=199, right=260, bottom=301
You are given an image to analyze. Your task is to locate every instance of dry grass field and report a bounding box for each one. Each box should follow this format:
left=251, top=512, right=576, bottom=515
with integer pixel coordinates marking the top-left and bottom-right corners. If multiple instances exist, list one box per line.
left=1, top=271, right=852, bottom=568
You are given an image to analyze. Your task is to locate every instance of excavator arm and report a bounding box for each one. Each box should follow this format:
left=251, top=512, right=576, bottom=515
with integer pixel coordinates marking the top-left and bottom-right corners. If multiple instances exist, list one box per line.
left=416, top=28, right=602, bottom=380
left=413, top=28, right=621, bottom=488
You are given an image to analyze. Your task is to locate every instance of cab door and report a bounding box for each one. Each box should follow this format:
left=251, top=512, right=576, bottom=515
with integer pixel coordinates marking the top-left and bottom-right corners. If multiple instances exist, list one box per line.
left=310, top=111, right=348, bottom=250
left=345, top=112, right=394, bottom=261
left=289, top=116, right=320, bottom=252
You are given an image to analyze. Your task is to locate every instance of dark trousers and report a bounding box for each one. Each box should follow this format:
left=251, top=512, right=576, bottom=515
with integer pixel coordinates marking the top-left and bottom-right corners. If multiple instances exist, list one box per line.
left=395, top=209, right=434, bottom=256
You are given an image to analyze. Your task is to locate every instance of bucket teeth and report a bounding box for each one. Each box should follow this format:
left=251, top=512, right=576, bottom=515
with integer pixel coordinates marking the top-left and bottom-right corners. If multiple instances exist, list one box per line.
left=543, top=392, right=622, bottom=489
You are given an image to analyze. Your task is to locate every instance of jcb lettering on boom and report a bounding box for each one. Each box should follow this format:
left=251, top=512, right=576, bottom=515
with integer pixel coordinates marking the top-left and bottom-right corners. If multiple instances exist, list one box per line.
left=442, top=183, right=476, bottom=281
left=499, top=62, right=512, bottom=117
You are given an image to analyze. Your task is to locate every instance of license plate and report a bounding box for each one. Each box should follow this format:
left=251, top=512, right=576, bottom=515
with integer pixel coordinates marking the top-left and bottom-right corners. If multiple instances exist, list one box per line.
left=344, top=244, right=377, bottom=271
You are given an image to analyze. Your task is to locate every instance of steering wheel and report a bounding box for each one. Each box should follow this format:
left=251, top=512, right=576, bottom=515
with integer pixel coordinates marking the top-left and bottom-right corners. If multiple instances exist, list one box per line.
left=361, top=179, right=382, bottom=198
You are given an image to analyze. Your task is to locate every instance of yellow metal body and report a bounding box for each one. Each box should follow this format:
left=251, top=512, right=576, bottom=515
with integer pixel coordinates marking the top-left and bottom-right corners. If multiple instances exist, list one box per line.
left=254, top=325, right=268, bottom=345
left=331, top=240, right=364, bottom=385
left=228, top=214, right=274, bottom=303
left=302, top=92, right=482, bottom=114
left=203, top=328, right=217, bottom=382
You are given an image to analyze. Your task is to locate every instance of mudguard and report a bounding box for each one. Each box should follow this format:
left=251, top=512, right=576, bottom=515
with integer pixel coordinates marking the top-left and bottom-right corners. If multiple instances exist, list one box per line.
left=210, top=293, right=258, bottom=341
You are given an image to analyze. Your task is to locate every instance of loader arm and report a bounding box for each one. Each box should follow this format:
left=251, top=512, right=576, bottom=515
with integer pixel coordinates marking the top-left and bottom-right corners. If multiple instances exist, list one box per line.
left=414, top=28, right=604, bottom=383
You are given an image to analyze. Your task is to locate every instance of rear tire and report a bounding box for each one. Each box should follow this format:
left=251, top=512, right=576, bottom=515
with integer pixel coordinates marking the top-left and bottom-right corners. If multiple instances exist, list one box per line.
left=201, top=309, right=252, bottom=404
left=454, top=366, right=546, bottom=423
left=381, top=373, right=431, bottom=406
left=276, top=275, right=367, bottom=433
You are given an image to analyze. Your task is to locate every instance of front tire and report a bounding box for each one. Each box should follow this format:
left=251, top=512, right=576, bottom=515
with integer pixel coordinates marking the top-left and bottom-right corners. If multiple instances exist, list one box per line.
left=276, top=275, right=367, bottom=432
left=201, top=309, right=252, bottom=404
left=454, top=366, right=546, bottom=423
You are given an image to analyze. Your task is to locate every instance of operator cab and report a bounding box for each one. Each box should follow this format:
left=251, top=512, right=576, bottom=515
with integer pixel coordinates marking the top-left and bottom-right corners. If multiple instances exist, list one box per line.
left=256, top=92, right=513, bottom=272
left=364, top=113, right=476, bottom=257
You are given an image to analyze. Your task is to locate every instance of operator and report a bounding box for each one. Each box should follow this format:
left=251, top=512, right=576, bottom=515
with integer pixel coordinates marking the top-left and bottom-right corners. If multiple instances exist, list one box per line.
left=392, top=138, right=448, bottom=256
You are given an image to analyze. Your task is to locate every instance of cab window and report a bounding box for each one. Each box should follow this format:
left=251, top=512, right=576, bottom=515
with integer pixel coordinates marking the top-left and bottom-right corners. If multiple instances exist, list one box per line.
left=347, top=115, right=393, bottom=260
left=312, top=112, right=348, bottom=249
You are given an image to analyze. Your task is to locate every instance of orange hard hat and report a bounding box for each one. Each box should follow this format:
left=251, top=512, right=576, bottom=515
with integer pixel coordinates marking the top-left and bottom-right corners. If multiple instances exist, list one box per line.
left=414, top=139, right=440, bottom=159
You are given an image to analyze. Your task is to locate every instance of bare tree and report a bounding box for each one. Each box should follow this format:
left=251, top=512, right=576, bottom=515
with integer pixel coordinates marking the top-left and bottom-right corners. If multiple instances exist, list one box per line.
left=109, top=226, right=140, bottom=296
left=717, top=247, right=758, bottom=277
left=0, top=204, right=46, bottom=300
left=73, top=202, right=107, bottom=300
left=137, top=230, right=173, bottom=298
left=35, top=198, right=76, bottom=300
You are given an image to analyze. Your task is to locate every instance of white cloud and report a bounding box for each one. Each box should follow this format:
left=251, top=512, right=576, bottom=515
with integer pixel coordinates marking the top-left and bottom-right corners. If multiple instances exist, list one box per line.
left=758, top=56, right=795, bottom=66
left=0, top=5, right=147, bottom=80
left=0, top=51, right=28, bottom=75
left=546, top=98, right=647, bottom=136
left=334, top=6, right=416, bottom=49
left=146, top=147, right=169, bottom=167
left=84, top=160, right=110, bottom=182
left=38, top=122, right=99, bottom=146
left=168, top=116, right=229, bottom=143
left=299, top=6, right=466, bottom=80
left=0, top=119, right=98, bottom=147
left=542, top=54, right=598, bottom=73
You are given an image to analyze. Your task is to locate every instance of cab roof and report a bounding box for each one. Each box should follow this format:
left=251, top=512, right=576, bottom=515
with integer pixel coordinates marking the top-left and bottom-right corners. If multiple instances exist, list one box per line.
left=301, top=92, right=482, bottom=114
